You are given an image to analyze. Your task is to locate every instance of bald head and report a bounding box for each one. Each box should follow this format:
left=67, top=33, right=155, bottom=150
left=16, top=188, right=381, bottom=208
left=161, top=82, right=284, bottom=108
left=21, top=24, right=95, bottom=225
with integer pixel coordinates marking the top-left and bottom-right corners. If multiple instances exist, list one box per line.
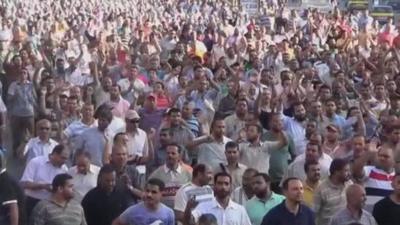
left=346, top=184, right=366, bottom=209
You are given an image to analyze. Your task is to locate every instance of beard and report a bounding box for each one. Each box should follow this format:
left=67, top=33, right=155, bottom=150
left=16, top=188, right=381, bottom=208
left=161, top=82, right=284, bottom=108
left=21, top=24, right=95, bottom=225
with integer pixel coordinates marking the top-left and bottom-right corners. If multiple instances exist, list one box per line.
left=295, top=114, right=306, bottom=122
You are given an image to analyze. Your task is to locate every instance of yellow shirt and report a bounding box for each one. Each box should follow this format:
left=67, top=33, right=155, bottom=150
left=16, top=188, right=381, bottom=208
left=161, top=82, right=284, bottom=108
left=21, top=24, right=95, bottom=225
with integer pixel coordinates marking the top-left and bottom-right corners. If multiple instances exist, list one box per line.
left=302, top=181, right=320, bottom=208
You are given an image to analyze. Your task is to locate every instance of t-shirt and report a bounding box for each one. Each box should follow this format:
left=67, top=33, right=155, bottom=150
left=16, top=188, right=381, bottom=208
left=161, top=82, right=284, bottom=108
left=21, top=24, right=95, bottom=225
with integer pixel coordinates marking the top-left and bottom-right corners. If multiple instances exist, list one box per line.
left=373, top=196, right=400, bottom=225
left=0, top=170, right=26, bottom=225
left=119, top=202, right=175, bottom=225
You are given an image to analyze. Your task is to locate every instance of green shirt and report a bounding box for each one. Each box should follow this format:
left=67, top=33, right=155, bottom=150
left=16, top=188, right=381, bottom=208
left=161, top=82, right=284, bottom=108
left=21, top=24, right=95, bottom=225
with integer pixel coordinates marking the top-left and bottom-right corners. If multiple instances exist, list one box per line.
left=245, top=192, right=286, bottom=225
left=262, top=131, right=294, bottom=182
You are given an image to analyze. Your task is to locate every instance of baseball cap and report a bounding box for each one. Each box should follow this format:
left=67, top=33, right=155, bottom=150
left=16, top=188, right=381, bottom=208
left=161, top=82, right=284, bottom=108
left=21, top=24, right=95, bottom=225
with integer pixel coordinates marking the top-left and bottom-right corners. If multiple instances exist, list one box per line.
left=125, top=110, right=140, bottom=120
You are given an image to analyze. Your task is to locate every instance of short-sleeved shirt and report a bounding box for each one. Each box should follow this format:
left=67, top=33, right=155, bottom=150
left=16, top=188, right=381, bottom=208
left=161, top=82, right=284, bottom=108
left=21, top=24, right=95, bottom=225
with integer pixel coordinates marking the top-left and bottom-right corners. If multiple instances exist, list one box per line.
left=68, top=165, right=100, bottom=202
left=24, top=137, right=59, bottom=162
left=0, top=170, right=26, bottom=225
left=119, top=202, right=175, bottom=225
left=75, top=127, right=107, bottom=167
left=174, top=183, right=214, bottom=212
left=138, top=108, right=165, bottom=131
left=245, top=193, right=285, bottom=225
left=329, top=208, right=377, bottom=225
left=373, top=196, right=400, bottom=225
left=261, top=201, right=315, bottom=225
left=363, top=166, right=394, bottom=211
left=239, top=141, right=281, bottom=174
left=7, top=81, right=36, bottom=117
left=197, top=136, right=231, bottom=172
left=31, top=199, right=87, bottom=225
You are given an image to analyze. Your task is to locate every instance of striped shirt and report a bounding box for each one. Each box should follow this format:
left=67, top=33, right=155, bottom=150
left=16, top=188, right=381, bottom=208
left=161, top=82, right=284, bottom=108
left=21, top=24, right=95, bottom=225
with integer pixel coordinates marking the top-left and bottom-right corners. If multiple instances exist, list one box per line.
left=31, top=199, right=87, bottom=225
left=363, top=166, right=394, bottom=212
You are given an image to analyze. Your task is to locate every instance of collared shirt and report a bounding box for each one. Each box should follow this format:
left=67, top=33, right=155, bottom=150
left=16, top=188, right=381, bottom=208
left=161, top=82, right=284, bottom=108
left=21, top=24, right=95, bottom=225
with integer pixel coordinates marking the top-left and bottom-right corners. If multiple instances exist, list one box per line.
left=239, top=140, right=281, bottom=174
left=302, top=181, right=320, bottom=208
left=261, top=201, right=315, bottom=225
left=24, top=137, right=59, bottom=162
left=281, top=153, right=332, bottom=184
left=7, top=81, right=36, bottom=117
left=174, top=182, right=214, bottom=212
left=363, top=166, right=395, bottom=212
left=127, top=129, right=148, bottom=174
left=197, top=136, right=231, bottom=172
left=170, top=125, right=195, bottom=148
left=149, top=164, right=192, bottom=208
left=231, top=186, right=251, bottom=206
left=216, top=163, right=247, bottom=189
left=31, top=199, right=87, bottom=225
left=64, top=120, right=98, bottom=151
left=75, top=127, right=107, bottom=167
left=330, top=207, right=377, bottom=225
left=192, top=199, right=252, bottom=225
left=313, top=179, right=353, bottom=225
left=20, top=156, right=68, bottom=200
left=224, top=114, right=246, bottom=140
left=281, top=115, right=307, bottom=156
left=68, top=165, right=100, bottom=202
left=245, top=193, right=286, bottom=225
left=110, top=97, right=131, bottom=118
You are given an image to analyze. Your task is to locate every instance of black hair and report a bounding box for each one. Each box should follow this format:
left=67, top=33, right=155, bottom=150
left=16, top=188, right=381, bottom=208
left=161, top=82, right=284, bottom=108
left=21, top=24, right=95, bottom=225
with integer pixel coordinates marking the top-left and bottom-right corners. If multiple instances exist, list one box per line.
left=160, top=128, right=173, bottom=136
left=247, top=123, right=263, bottom=134
left=198, top=213, right=218, bottom=224
left=214, top=172, right=232, bottom=184
left=51, top=144, right=67, bottom=155
left=113, top=132, right=127, bottom=142
left=75, top=150, right=92, bottom=160
left=147, top=178, right=165, bottom=191
left=94, top=104, right=113, bottom=121
left=329, top=158, right=350, bottom=175
left=282, top=177, right=301, bottom=191
left=225, top=141, right=239, bottom=151
left=253, top=172, right=271, bottom=183
left=304, top=159, right=319, bottom=173
left=99, top=164, right=116, bottom=178
left=52, top=173, right=73, bottom=193
left=166, top=142, right=182, bottom=154
left=193, top=164, right=208, bottom=178
left=168, top=107, right=181, bottom=116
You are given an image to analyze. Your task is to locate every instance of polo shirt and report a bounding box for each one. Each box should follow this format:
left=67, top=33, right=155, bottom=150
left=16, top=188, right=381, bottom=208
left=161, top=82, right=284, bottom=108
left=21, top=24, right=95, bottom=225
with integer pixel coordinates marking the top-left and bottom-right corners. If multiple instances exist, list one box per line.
left=302, top=181, right=320, bottom=208
left=245, top=193, right=285, bottom=225
left=261, top=201, right=315, bottom=225
left=81, top=187, right=129, bottom=225
left=68, top=165, right=100, bottom=202
left=31, top=199, right=87, bottom=225
left=20, top=156, right=68, bottom=200
left=313, top=179, right=352, bottom=225
left=329, top=208, right=377, bottom=225
left=0, top=169, right=26, bottom=225
left=149, top=164, right=192, bottom=208
left=64, top=120, right=97, bottom=151
left=363, top=166, right=394, bottom=211
left=192, top=199, right=252, bottom=225
left=373, top=196, right=400, bottom=225
left=119, top=202, right=175, bottom=225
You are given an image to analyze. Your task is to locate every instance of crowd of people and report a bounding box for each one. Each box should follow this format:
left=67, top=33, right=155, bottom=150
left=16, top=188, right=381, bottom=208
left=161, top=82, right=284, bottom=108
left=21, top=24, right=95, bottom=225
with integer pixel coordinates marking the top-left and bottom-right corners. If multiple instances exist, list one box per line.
left=1, top=0, right=400, bottom=224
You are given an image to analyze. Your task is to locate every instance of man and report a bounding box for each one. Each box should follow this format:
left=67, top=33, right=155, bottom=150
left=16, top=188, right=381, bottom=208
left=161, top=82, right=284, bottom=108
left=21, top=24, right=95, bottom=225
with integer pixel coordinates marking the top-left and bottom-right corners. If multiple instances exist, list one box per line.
left=224, top=98, right=248, bottom=140
left=190, top=118, right=231, bottom=172
left=217, top=141, right=247, bottom=189
left=352, top=145, right=395, bottom=211
left=321, top=99, right=357, bottom=139
left=245, top=173, right=285, bottom=225
left=110, top=144, right=143, bottom=205
left=261, top=177, right=315, bottom=225
left=182, top=101, right=202, bottom=137
left=322, top=124, right=342, bottom=157
left=314, top=158, right=353, bottom=225
left=24, top=119, right=58, bottom=162
left=240, top=123, right=287, bottom=174
left=108, top=84, right=130, bottom=118
left=303, top=160, right=321, bottom=208
left=373, top=169, right=400, bottom=222
left=20, top=144, right=69, bottom=218
left=174, top=164, right=214, bottom=223
left=138, top=93, right=165, bottom=131
left=0, top=151, right=25, bottom=225
left=81, top=164, right=129, bottom=225
left=330, top=184, right=377, bottom=225
left=63, top=103, right=97, bottom=152
left=149, top=143, right=192, bottom=208
left=75, top=105, right=113, bottom=166
left=68, top=151, right=100, bottom=202
left=281, top=102, right=308, bottom=156
left=112, top=178, right=175, bottom=225
left=282, top=142, right=332, bottom=183
left=184, top=172, right=252, bottom=225
left=232, top=168, right=258, bottom=205
left=31, top=174, right=87, bottom=225
left=262, top=113, right=295, bottom=193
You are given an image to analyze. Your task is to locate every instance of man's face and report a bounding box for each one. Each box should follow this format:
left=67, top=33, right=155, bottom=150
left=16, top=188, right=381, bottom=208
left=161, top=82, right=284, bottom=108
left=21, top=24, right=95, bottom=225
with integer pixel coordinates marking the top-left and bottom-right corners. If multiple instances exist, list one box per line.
left=61, top=179, right=75, bottom=200
left=169, top=112, right=181, bottom=126
left=159, top=131, right=171, bottom=145
left=82, top=105, right=94, bottom=119
left=284, top=179, right=304, bottom=203
left=166, top=146, right=180, bottom=166
left=52, top=150, right=69, bottom=167
left=76, top=156, right=90, bottom=174
left=111, top=147, right=127, bottom=167
left=110, top=86, right=120, bottom=99
left=294, top=105, right=306, bottom=122
left=67, top=99, right=78, bottom=112
left=100, top=172, right=116, bottom=193
left=392, top=176, right=400, bottom=195
left=38, top=121, right=51, bottom=139
left=305, top=144, right=320, bottom=162
left=390, top=129, right=400, bottom=144
left=182, top=104, right=193, bottom=118
left=352, top=136, right=365, bottom=158
left=252, top=176, right=269, bottom=197
left=145, top=184, right=162, bottom=206
left=311, top=101, right=322, bottom=115
left=214, top=176, right=231, bottom=199
left=212, top=120, right=225, bottom=137
left=306, top=164, right=321, bottom=182
left=246, top=125, right=259, bottom=142
left=98, top=117, right=111, bottom=131
left=338, top=164, right=351, bottom=182
left=377, top=148, right=395, bottom=171
left=145, top=97, right=157, bottom=110
left=102, top=77, right=112, bottom=91
left=199, top=166, right=213, bottom=186
left=325, top=101, right=336, bottom=115
left=225, top=147, right=239, bottom=164
left=270, top=115, right=283, bottom=131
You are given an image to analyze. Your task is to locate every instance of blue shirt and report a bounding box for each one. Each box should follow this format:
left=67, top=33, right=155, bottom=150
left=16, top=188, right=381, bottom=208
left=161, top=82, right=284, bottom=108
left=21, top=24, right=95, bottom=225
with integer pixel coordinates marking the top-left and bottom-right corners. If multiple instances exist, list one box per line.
left=261, top=201, right=315, bottom=225
left=119, top=202, right=175, bottom=225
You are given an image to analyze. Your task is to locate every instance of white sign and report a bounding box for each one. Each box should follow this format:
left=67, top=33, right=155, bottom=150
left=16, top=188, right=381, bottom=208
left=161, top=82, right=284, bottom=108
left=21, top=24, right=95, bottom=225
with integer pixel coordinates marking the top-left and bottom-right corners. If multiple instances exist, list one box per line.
left=242, top=0, right=259, bottom=16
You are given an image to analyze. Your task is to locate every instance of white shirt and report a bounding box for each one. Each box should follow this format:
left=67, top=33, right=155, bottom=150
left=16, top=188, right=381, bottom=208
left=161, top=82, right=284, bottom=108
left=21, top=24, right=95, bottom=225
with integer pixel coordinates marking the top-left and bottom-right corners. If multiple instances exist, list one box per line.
left=281, top=114, right=307, bottom=156
left=192, top=199, right=252, bottom=225
left=20, top=156, right=68, bottom=200
left=197, top=136, right=232, bottom=173
left=239, top=141, right=281, bottom=174
left=64, top=120, right=98, bottom=138
left=231, top=186, right=250, bottom=206
left=24, top=137, right=59, bottom=163
left=68, top=164, right=100, bottom=202
left=174, top=182, right=214, bottom=212
left=127, top=129, right=148, bottom=174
